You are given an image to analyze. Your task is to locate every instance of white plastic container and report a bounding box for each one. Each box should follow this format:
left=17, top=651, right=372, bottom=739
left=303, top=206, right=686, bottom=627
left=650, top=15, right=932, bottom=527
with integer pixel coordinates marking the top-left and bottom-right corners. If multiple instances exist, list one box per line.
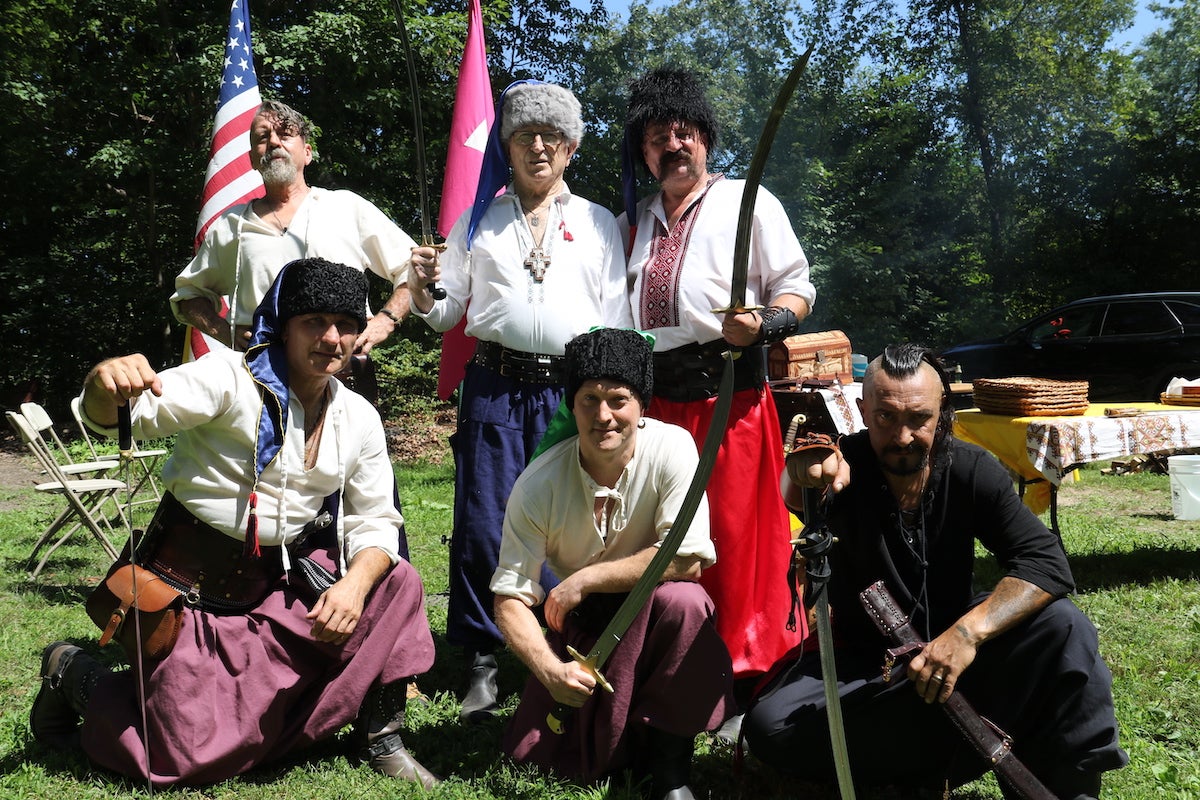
left=851, top=353, right=868, bottom=381
left=1169, top=455, right=1200, bottom=521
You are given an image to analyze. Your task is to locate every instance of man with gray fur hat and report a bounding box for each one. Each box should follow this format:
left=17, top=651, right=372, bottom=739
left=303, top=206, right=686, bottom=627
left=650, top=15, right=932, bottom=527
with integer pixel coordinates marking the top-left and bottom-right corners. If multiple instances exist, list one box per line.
left=409, top=82, right=634, bottom=723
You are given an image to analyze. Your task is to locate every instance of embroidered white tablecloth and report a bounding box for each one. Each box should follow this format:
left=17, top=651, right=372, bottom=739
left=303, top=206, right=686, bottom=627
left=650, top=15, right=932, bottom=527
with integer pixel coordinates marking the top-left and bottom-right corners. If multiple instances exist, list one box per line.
left=1025, top=406, right=1200, bottom=485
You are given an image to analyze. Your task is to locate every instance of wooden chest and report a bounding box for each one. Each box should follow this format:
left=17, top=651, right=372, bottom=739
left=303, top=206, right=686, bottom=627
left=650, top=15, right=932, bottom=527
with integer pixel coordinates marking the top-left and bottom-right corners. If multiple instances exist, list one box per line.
left=767, top=330, right=853, bottom=383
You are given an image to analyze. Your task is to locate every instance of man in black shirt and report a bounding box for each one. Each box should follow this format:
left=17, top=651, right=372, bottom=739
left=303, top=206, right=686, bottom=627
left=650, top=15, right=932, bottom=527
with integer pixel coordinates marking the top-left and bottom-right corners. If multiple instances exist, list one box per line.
left=744, top=344, right=1127, bottom=800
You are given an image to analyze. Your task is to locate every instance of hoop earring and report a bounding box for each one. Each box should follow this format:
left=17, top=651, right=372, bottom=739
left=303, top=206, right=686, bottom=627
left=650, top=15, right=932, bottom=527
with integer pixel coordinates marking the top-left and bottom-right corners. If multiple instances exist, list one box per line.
left=637, top=418, right=646, bottom=429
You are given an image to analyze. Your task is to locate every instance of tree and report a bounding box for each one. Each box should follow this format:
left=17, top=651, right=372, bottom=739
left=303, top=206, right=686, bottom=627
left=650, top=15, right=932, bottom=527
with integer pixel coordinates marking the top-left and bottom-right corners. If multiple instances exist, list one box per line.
left=0, top=0, right=593, bottom=418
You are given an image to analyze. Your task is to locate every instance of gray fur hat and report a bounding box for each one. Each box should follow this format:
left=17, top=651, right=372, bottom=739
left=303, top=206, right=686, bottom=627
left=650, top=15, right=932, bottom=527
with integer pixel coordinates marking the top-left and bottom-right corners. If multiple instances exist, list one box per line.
left=499, top=82, right=584, bottom=144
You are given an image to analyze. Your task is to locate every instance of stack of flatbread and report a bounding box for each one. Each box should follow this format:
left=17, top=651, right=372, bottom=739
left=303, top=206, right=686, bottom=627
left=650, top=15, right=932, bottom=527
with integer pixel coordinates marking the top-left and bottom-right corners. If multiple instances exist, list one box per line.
left=972, top=377, right=1090, bottom=416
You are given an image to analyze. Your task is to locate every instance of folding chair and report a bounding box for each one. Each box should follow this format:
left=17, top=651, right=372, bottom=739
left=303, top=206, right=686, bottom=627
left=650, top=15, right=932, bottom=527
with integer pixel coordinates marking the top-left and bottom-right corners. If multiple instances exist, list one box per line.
left=19, top=402, right=120, bottom=477
left=19, top=401, right=125, bottom=523
left=7, top=411, right=125, bottom=577
left=69, top=396, right=166, bottom=505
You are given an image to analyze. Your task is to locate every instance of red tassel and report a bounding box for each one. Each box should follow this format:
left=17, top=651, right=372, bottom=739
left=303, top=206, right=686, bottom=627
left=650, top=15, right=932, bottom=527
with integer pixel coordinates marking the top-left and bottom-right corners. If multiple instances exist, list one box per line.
left=560, top=220, right=573, bottom=241
left=244, top=491, right=262, bottom=558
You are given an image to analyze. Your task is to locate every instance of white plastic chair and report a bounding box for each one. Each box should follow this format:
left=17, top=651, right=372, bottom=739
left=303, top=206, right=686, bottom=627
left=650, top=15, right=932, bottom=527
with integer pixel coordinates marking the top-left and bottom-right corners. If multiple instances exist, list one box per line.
left=19, top=401, right=120, bottom=477
left=7, top=411, right=124, bottom=577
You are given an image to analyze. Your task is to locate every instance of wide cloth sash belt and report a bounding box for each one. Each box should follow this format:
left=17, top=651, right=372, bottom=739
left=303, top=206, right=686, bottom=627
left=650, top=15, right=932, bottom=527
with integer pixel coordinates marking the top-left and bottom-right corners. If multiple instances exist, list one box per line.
left=472, top=339, right=566, bottom=385
left=652, top=340, right=767, bottom=403
left=140, top=493, right=283, bottom=613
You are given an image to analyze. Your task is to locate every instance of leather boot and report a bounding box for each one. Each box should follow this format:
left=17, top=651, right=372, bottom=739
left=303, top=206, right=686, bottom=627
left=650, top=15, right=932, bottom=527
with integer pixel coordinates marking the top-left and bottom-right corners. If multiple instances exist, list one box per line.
left=29, top=641, right=107, bottom=749
left=644, top=728, right=696, bottom=800
left=458, top=650, right=499, bottom=723
left=356, top=681, right=441, bottom=789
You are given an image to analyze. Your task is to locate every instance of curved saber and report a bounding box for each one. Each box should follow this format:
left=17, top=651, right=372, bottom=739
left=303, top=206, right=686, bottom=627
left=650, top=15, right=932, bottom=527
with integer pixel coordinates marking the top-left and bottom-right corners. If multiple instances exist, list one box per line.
left=389, top=0, right=447, bottom=300
left=798, top=486, right=856, bottom=800
left=713, top=44, right=814, bottom=315
left=547, top=47, right=816, bottom=735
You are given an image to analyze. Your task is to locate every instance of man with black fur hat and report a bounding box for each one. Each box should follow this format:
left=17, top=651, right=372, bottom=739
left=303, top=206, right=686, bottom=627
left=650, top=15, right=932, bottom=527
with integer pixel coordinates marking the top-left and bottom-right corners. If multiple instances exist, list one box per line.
left=31, top=258, right=440, bottom=789
left=621, top=68, right=816, bottom=720
left=491, top=327, right=735, bottom=800
left=408, top=81, right=634, bottom=722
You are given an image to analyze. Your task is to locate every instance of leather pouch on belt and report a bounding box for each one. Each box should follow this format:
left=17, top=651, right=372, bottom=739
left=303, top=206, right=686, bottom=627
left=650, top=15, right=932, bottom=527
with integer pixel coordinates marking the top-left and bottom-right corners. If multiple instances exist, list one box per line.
left=86, top=559, right=184, bottom=662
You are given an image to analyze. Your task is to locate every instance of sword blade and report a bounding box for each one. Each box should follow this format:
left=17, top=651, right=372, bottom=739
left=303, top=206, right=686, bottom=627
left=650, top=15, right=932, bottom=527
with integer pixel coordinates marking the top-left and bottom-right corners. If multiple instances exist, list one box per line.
left=390, top=0, right=447, bottom=298
left=803, top=485, right=857, bottom=800
left=716, top=45, right=814, bottom=314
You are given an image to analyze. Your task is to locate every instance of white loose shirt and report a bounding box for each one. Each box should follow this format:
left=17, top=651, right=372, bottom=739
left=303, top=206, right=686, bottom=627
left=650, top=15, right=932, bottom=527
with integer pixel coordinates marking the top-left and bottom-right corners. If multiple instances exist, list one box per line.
left=414, top=185, right=634, bottom=354
left=80, top=349, right=403, bottom=568
left=172, top=187, right=417, bottom=334
left=622, top=177, right=816, bottom=351
left=490, top=418, right=716, bottom=607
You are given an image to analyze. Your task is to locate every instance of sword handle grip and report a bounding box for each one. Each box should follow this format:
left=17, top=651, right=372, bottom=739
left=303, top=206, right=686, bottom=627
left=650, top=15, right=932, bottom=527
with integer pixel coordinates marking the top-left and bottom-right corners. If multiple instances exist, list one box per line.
left=544, top=644, right=614, bottom=735
left=546, top=703, right=574, bottom=735
left=117, top=403, right=133, bottom=457
left=422, top=236, right=448, bottom=300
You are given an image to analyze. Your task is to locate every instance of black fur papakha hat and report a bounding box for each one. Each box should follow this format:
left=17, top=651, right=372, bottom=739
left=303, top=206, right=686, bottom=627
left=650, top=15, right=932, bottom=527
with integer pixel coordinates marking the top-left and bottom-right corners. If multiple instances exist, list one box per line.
left=625, top=68, right=719, bottom=172
left=278, top=257, right=368, bottom=332
left=564, top=328, right=654, bottom=409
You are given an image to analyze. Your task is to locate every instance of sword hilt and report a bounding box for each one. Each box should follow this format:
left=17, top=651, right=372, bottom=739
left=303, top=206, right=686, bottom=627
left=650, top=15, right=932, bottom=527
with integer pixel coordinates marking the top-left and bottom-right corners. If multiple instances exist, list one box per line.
left=710, top=303, right=764, bottom=314
left=421, top=235, right=448, bottom=301
left=117, top=404, right=133, bottom=460
left=545, top=644, right=613, bottom=735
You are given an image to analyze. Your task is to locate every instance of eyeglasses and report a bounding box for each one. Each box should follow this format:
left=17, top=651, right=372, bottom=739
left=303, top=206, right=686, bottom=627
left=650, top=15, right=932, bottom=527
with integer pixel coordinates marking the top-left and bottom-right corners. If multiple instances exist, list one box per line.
left=512, top=130, right=565, bottom=148
left=644, top=125, right=699, bottom=148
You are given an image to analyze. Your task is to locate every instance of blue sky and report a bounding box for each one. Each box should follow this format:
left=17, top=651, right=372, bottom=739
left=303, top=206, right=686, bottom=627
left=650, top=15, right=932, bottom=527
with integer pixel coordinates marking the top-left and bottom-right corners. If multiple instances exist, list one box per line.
left=597, top=0, right=1175, bottom=52
left=1114, top=0, right=1174, bottom=50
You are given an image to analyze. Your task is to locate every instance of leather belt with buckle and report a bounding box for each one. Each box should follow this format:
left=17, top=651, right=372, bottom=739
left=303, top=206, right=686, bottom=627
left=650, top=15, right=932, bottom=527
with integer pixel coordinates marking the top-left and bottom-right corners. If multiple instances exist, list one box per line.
left=472, top=340, right=565, bottom=384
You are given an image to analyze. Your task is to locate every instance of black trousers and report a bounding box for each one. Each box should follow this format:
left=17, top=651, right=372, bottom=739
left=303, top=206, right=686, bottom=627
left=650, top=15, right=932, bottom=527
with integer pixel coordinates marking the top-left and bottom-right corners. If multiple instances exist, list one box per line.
left=743, top=597, right=1128, bottom=797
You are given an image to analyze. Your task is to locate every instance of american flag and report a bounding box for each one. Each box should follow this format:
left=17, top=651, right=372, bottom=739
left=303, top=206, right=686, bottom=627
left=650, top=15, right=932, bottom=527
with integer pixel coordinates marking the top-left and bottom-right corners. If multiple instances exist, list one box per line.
left=194, top=0, right=263, bottom=251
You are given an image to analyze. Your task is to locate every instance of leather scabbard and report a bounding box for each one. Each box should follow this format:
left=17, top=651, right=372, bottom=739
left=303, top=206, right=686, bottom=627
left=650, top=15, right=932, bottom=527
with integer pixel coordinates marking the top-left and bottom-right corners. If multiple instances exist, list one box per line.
left=858, top=581, right=1056, bottom=800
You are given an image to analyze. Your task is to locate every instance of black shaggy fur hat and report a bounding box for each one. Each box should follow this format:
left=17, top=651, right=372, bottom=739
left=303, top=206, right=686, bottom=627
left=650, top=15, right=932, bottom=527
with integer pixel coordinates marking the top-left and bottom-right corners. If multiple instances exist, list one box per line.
left=625, top=68, right=719, bottom=172
left=278, top=257, right=368, bottom=332
left=564, top=328, right=654, bottom=409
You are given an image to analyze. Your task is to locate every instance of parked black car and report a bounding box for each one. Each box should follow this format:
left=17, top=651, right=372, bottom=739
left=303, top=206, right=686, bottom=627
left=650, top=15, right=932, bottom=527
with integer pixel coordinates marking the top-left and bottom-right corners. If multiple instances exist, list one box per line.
left=939, top=292, right=1200, bottom=402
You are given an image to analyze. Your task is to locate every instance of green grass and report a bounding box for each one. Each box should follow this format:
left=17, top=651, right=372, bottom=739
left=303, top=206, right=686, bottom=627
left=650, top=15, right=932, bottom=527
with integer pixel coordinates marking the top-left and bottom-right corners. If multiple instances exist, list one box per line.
left=1, top=452, right=1198, bottom=798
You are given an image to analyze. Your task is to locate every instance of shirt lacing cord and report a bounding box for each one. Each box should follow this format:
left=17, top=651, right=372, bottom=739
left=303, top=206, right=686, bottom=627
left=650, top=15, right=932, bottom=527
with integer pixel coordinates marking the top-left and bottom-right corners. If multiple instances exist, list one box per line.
left=592, top=486, right=628, bottom=541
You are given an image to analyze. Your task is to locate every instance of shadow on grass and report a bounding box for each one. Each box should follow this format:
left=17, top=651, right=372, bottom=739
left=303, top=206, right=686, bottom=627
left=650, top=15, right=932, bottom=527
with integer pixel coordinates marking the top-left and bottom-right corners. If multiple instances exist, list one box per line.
left=1069, top=545, right=1200, bottom=592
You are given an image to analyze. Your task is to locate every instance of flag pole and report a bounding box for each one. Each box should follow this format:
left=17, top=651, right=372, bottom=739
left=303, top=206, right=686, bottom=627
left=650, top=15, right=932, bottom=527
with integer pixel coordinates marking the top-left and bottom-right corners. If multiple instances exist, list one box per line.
left=185, top=0, right=263, bottom=361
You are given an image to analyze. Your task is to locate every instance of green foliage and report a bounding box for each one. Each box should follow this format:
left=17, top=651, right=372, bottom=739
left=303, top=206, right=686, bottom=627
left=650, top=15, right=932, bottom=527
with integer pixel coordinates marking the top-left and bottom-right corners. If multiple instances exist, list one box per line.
left=372, top=316, right=446, bottom=420
left=3, top=0, right=1199, bottom=416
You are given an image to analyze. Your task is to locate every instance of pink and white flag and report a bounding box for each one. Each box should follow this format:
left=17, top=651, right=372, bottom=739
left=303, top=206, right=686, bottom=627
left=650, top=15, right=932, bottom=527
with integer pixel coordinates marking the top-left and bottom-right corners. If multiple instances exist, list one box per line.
left=436, top=0, right=494, bottom=400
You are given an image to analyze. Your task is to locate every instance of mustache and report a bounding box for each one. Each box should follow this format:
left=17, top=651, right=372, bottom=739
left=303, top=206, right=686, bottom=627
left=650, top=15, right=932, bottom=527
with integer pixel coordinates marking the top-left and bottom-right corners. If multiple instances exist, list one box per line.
left=658, top=151, right=689, bottom=171
left=883, top=443, right=926, bottom=457
left=260, top=147, right=288, bottom=167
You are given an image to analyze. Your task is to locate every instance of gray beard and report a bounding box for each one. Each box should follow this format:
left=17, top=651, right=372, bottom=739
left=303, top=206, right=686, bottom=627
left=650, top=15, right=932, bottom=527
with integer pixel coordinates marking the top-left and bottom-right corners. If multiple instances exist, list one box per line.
left=260, top=156, right=298, bottom=187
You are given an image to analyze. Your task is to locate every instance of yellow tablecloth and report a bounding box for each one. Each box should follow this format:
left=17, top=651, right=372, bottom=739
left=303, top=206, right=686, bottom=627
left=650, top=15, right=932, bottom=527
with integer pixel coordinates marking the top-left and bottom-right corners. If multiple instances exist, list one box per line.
left=954, top=403, right=1200, bottom=513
